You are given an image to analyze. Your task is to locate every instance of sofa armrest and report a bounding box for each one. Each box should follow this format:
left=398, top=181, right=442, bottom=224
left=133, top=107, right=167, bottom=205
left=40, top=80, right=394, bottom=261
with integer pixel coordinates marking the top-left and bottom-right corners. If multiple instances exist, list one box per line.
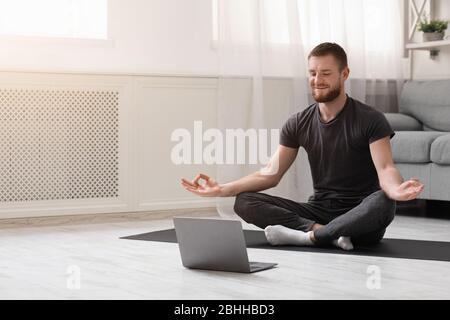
left=384, top=113, right=422, bottom=131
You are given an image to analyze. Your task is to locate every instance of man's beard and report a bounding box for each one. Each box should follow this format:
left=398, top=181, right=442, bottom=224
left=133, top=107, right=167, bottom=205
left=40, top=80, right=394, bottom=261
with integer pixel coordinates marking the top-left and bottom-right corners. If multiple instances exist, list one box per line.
left=312, top=84, right=341, bottom=103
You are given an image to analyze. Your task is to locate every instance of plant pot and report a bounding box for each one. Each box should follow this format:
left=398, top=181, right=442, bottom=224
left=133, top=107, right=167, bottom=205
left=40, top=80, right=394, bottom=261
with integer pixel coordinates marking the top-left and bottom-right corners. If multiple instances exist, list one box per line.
left=422, top=32, right=444, bottom=42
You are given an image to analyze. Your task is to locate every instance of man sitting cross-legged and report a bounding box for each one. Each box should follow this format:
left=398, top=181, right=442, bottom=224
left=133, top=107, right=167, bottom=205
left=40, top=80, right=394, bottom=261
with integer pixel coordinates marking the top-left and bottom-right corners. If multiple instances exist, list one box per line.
left=180, top=42, right=424, bottom=250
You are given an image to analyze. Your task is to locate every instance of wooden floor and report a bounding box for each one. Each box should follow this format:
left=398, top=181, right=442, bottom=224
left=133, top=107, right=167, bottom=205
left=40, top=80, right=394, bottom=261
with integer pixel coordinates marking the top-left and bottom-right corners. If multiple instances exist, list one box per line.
left=1, top=209, right=450, bottom=300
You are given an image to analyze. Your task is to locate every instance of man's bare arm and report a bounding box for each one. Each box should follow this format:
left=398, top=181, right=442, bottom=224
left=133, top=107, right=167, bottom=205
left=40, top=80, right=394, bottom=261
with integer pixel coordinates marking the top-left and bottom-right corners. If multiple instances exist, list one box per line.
left=181, top=145, right=298, bottom=197
left=370, top=136, right=424, bottom=201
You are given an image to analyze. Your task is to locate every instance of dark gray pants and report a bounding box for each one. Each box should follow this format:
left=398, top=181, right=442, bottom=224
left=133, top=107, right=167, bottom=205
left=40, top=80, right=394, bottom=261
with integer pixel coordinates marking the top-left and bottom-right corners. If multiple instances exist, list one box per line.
left=233, top=190, right=396, bottom=246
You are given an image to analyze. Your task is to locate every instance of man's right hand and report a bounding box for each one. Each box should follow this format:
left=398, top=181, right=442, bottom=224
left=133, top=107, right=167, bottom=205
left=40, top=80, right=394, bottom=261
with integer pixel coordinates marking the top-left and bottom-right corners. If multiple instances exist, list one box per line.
left=181, top=173, right=223, bottom=197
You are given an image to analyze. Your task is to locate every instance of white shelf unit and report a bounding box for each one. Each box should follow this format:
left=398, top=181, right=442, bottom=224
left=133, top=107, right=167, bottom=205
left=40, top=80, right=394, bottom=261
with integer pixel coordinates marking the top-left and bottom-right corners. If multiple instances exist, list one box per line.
left=406, top=39, right=450, bottom=50
left=403, top=0, right=450, bottom=79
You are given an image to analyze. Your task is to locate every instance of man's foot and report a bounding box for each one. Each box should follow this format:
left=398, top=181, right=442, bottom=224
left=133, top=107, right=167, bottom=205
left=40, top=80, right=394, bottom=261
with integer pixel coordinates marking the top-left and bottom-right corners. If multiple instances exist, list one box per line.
left=332, top=236, right=354, bottom=251
left=264, top=225, right=314, bottom=246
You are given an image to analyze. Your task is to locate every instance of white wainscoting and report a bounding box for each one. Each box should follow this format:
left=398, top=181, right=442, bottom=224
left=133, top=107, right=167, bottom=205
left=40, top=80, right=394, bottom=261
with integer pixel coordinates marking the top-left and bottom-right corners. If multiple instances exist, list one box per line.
left=132, top=76, right=218, bottom=212
left=0, top=72, right=219, bottom=218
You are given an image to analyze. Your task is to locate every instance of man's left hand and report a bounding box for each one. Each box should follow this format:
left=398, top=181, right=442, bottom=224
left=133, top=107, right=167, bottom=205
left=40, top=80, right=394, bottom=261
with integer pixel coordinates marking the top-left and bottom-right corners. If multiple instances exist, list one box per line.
left=391, top=178, right=424, bottom=201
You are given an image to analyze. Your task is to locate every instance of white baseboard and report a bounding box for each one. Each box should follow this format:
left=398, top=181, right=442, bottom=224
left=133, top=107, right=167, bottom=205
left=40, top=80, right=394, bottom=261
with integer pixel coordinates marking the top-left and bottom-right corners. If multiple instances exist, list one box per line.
left=137, top=198, right=219, bottom=211
left=0, top=197, right=221, bottom=219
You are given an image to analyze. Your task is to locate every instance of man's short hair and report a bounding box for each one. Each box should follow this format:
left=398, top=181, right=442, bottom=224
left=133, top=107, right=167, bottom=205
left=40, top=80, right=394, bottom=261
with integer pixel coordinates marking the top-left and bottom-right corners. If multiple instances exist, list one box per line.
left=308, top=42, right=348, bottom=71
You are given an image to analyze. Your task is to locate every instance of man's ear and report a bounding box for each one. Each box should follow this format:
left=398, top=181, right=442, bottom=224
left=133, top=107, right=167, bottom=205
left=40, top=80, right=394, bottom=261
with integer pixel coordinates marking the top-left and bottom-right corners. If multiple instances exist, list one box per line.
left=341, top=67, right=350, bottom=81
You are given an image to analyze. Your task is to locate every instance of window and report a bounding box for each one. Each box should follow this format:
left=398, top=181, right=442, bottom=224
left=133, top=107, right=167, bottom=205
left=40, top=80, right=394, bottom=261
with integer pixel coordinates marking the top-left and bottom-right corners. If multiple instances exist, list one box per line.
left=0, top=0, right=107, bottom=40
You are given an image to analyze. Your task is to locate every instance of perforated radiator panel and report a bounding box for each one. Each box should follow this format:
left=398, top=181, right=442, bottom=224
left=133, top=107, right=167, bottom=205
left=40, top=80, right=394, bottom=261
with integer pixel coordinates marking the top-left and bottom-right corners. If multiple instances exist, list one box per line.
left=0, top=89, right=119, bottom=202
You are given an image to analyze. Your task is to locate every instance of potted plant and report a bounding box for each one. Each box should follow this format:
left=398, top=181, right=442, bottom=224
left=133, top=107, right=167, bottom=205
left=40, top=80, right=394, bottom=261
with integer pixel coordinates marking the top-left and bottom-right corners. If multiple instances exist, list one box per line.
left=417, top=17, right=449, bottom=42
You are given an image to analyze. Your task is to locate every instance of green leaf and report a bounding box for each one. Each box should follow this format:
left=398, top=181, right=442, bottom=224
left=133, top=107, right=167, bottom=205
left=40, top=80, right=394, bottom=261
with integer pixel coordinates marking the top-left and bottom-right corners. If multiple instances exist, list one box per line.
left=417, top=18, right=449, bottom=33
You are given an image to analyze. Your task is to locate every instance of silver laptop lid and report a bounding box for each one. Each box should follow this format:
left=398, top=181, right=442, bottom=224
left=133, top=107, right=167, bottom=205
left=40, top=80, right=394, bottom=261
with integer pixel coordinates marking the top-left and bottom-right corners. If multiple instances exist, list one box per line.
left=173, top=217, right=251, bottom=273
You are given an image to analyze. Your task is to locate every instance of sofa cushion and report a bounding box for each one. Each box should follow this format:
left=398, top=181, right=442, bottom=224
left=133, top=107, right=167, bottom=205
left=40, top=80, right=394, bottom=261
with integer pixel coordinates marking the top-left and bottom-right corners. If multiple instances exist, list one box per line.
left=400, top=80, right=450, bottom=131
left=384, top=113, right=422, bottom=131
left=431, top=134, right=450, bottom=165
left=391, top=131, right=446, bottom=163
left=422, top=124, right=439, bottom=131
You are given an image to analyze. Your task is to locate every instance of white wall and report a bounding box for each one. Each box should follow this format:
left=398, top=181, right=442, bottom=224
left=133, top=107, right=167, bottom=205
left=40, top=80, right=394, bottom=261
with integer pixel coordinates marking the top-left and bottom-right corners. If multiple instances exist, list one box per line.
left=411, top=0, right=450, bottom=79
left=1, top=0, right=448, bottom=80
left=0, top=71, right=310, bottom=219
left=0, top=1, right=313, bottom=218
left=0, top=71, right=221, bottom=218
left=0, top=0, right=218, bottom=75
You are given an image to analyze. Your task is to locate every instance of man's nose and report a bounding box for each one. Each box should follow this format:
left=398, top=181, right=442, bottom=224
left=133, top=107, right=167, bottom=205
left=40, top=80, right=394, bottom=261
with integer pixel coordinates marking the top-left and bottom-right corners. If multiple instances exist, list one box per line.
left=314, top=74, right=323, bottom=82
left=310, top=74, right=320, bottom=84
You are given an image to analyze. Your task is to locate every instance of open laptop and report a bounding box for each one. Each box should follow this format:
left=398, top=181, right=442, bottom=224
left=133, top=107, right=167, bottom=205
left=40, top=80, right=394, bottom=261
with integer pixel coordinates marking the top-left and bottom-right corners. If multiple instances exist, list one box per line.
left=173, top=217, right=277, bottom=273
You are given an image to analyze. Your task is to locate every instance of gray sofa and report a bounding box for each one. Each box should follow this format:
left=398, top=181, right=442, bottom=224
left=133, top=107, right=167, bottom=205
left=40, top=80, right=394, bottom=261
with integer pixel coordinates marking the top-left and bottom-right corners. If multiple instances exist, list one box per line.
left=385, top=80, right=450, bottom=201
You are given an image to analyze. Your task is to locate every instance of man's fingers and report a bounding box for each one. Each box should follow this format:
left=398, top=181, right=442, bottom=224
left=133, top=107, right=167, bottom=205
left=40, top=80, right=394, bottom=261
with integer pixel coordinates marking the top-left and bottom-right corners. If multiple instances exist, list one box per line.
left=402, top=180, right=423, bottom=190
left=181, top=181, right=196, bottom=190
left=181, top=180, right=199, bottom=189
left=400, top=181, right=414, bottom=190
left=408, top=178, right=423, bottom=186
left=397, top=185, right=423, bottom=200
left=181, top=174, right=216, bottom=196
left=181, top=181, right=206, bottom=191
left=181, top=178, right=197, bottom=188
left=192, top=174, right=202, bottom=186
left=406, top=186, right=424, bottom=199
left=183, top=186, right=213, bottom=197
left=410, top=190, right=421, bottom=199
left=194, top=174, right=209, bottom=182
left=404, top=192, right=418, bottom=200
left=410, top=184, right=424, bottom=192
left=405, top=186, right=423, bottom=195
left=193, top=173, right=211, bottom=186
left=183, top=185, right=202, bottom=194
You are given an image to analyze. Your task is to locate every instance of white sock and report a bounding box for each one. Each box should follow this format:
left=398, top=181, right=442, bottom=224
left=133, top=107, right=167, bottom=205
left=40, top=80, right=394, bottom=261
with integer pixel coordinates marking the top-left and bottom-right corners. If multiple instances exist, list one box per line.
left=332, top=236, right=354, bottom=251
left=264, top=225, right=314, bottom=246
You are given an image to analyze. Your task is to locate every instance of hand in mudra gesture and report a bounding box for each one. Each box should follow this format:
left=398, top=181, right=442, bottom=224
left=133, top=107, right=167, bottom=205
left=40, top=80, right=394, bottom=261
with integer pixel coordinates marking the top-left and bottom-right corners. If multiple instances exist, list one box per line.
left=181, top=173, right=222, bottom=197
left=392, top=178, right=424, bottom=201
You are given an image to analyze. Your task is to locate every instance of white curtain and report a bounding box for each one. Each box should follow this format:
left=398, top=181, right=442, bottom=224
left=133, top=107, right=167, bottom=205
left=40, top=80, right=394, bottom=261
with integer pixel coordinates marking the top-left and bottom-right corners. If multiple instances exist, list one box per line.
left=214, top=0, right=404, bottom=219
left=297, top=0, right=404, bottom=112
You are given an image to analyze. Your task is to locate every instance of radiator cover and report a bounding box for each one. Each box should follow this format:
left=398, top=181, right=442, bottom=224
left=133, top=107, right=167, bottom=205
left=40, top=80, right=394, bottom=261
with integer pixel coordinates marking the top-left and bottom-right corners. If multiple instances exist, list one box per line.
left=0, top=89, right=119, bottom=202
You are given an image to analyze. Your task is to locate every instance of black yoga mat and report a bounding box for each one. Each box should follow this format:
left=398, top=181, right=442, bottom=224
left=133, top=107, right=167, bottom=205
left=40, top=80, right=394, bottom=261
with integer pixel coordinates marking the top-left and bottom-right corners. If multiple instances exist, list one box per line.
left=120, top=229, right=450, bottom=262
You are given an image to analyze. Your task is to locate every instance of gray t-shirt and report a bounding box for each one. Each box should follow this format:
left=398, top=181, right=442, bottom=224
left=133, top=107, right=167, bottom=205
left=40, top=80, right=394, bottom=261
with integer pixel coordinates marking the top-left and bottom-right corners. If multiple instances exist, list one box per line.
left=280, top=95, right=395, bottom=203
